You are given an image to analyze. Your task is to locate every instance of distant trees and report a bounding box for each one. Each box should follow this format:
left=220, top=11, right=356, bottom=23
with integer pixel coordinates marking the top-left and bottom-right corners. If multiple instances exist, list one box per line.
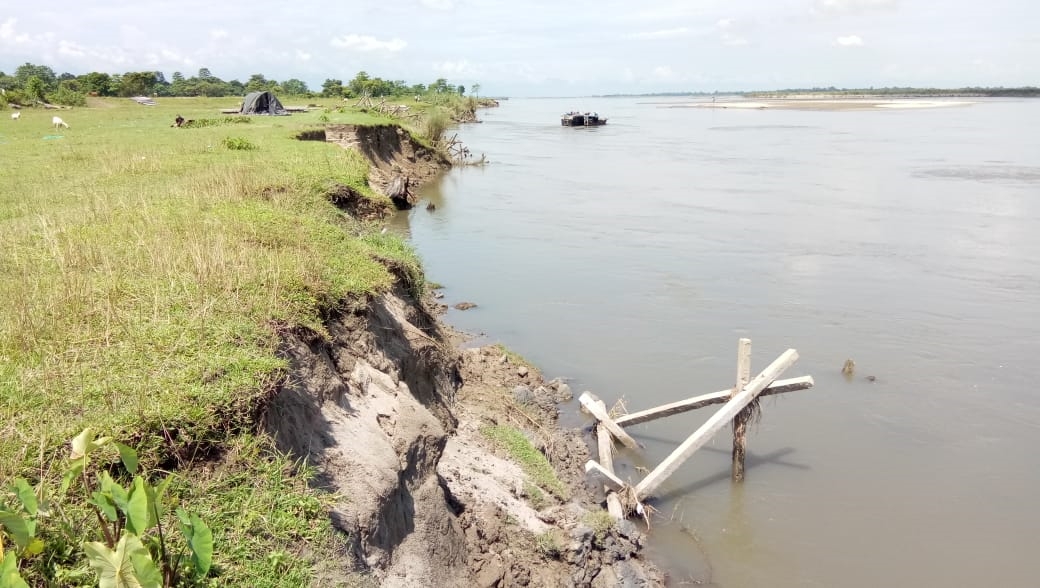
left=79, top=72, right=113, bottom=95
left=321, top=79, right=344, bottom=97
left=0, top=62, right=481, bottom=105
left=280, top=78, right=309, bottom=95
left=118, top=71, right=158, bottom=97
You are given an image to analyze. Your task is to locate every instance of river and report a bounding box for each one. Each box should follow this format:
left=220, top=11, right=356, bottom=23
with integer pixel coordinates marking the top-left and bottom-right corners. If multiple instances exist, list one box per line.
left=391, top=97, right=1040, bottom=587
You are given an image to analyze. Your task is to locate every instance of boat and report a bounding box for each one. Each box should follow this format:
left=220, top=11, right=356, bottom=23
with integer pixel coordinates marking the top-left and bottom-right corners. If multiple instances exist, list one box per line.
left=561, top=111, right=607, bottom=126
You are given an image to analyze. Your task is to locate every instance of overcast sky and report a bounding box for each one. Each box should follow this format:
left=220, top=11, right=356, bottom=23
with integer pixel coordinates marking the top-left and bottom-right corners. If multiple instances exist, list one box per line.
left=2, top=0, right=1037, bottom=96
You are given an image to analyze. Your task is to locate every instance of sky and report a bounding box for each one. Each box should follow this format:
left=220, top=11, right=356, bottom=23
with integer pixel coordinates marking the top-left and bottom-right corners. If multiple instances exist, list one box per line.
left=1, top=0, right=1037, bottom=96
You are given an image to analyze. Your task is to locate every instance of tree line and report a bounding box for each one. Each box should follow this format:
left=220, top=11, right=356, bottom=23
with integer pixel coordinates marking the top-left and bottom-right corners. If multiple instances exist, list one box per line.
left=0, top=62, right=476, bottom=108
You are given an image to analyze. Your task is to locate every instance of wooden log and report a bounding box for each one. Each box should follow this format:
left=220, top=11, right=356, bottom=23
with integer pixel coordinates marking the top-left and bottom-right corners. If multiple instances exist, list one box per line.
left=386, top=174, right=413, bottom=209
left=614, top=375, right=814, bottom=427
left=579, top=392, right=640, bottom=450
left=585, top=460, right=626, bottom=492
left=732, top=338, right=752, bottom=483
left=635, top=349, right=799, bottom=499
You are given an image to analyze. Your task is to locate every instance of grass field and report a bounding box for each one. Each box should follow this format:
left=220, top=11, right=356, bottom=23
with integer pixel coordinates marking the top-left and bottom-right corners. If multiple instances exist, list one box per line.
left=0, top=96, right=429, bottom=585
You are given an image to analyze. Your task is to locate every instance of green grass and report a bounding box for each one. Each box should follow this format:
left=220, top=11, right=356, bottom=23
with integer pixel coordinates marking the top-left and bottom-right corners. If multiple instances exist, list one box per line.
left=490, top=343, right=532, bottom=368
left=480, top=425, right=570, bottom=501
left=0, top=96, right=433, bottom=585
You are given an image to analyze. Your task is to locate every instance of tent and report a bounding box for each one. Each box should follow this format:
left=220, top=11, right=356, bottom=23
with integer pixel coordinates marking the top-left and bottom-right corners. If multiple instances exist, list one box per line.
left=240, top=91, right=288, bottom=115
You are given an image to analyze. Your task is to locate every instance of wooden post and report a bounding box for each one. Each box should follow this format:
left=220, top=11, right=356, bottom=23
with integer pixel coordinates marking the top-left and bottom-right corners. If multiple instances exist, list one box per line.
left=579, top=392, right=640, bottom=450
left=613, top=376, right=814, bottom=427
left=635, top=349, right=799, bottom=500
left=732, top=338, right=752, bottom=483
left=595, top=405, right=625, bottom=519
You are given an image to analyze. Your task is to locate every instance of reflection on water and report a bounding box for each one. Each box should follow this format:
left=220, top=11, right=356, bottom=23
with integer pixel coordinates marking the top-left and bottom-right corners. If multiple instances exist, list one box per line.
left=398, top=97, right=1040, bottom=587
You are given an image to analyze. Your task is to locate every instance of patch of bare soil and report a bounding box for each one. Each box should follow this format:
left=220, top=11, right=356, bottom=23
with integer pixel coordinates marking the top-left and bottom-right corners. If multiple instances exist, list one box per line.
left=264, top=280, right=664, bottom=587
left=444, top=345, right=665, bottom=587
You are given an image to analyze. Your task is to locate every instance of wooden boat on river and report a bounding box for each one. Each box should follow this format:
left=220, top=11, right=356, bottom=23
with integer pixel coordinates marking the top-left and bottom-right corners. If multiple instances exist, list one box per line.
left=561, top=111, right=607, bottom=126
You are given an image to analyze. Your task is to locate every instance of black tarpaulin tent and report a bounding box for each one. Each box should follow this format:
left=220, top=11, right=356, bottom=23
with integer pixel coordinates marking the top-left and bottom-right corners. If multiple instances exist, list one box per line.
left=240, top=91, right=288, bottom=115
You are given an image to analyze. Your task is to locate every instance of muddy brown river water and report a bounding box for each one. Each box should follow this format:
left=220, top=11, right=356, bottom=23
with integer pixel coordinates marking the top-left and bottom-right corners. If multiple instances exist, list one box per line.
left=392, top=96, right=1040, bottom=587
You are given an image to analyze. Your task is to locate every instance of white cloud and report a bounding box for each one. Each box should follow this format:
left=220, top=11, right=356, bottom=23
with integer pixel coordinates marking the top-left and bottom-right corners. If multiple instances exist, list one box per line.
left=161, top=49, right=193, bottom=66
left=722, top=34, right=748, bottom=46
left=835, top=34, right=864, bottom=46
left=296, top=49, right=312, bottom=62
left=715, top=18, right=748, bottom=46
left=58, top=40, right=86, bottom=57
left=433, top=59, right=480, bottom=76
left=813, top=0, right=897, bottom=15
left=625, top=27, right=690, bottom=40
left=210, top=29, right=229, bottom=40
left=0, top=18, right=31, bottom=44
left=651, top=65, right=676, bottom=80
left=418, top=0, right=454, bottom=9
left=330, top=34, right=407, bottom=52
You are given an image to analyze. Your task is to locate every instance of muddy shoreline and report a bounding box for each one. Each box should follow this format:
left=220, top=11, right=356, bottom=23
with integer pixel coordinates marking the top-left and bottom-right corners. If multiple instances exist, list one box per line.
left=267, top=122, right=666, bottom=586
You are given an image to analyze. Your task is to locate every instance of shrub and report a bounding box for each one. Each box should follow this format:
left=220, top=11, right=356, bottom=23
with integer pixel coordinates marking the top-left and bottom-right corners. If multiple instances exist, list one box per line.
left=182, top=116, right=252, bottom=129
left=222, top=136, right=258, bottom=151
left=417, top=107, right=451, bottom=144
left=47, top=85, right=87, bottom=107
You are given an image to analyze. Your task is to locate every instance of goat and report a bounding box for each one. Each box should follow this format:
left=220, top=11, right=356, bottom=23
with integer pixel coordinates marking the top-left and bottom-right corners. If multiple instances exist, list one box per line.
left=11, top=111, right=20, bottom=120
left=52, top=116, right=69, bottom=129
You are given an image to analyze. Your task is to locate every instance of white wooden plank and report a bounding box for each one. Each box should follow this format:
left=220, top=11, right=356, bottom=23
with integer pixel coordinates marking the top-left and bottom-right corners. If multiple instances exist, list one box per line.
left=614, top=376, right=814, bottom=427
left=635, top=349, right=799, bottom=499
left=580, top=392, right=640, bottom=450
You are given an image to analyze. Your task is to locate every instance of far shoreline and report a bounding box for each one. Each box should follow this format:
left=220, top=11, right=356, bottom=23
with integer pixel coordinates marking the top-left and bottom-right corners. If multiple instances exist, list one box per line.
left=667, top=97, right=979, bottom=111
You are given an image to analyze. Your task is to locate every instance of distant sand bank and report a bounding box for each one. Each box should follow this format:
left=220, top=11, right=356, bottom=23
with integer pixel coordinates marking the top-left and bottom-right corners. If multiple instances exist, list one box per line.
left=672, top=99, right=976, bottom=111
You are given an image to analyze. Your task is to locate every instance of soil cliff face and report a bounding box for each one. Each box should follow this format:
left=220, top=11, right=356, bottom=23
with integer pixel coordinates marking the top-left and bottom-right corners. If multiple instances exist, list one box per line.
left=266, top=285, right=470, bottom=586
left=264, top=281, right=663, bottom=586
left=325, top=124, right=450, bottom=209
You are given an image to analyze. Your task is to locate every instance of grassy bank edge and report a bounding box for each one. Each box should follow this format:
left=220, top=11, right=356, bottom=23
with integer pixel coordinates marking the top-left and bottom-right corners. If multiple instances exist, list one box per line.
left=0, top=96, right=458, bottom=586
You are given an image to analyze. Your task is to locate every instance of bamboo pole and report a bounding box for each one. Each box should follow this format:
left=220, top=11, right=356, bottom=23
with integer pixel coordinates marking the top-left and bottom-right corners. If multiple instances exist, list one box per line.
left=596, top=423, right=625, bottom=519
left=732, top=338, right=752, bottom=482
left=579, top=392, right=640, bottom=450
left=585, top=460, right=626, bottom=492
left=613, top=376, right=814, bottom=427
left=634, top=349, right=799, bottom=500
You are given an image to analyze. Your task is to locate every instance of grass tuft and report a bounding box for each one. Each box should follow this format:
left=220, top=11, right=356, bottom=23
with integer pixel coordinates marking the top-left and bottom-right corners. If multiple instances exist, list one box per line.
left=481, top=424, right=570, bottom=500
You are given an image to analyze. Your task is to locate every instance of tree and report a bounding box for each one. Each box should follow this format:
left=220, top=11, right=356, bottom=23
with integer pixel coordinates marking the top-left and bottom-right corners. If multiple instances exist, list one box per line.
left=348, top=71, right=371, bottom=96
left=429, top=78, right=451, bottom=94
left=457, top=85, right=465, bottom=95
left=280, top=78, right=309, bottom=95
left=470, top=83, right=481, bottom=97
left=321, top=78, right=344, bottom=97
left=118, top=71, right=158, bottom=97
left=78, top=72, right=112, bottom=96
left=171, top=71, right=184, bottom=83
left=15, top=63, right=56, bottom=88
left=245, top=73, right=275, bottom=93
left=25, top=75, right=46, bottom=102
left=198, top=67, right=213, bottom=80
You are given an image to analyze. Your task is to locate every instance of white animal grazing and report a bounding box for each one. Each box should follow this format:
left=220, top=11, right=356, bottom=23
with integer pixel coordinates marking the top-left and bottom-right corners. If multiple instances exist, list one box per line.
left=52, top=116, right=69, bottom=129
left=10, top=112, right=20, bottom=120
